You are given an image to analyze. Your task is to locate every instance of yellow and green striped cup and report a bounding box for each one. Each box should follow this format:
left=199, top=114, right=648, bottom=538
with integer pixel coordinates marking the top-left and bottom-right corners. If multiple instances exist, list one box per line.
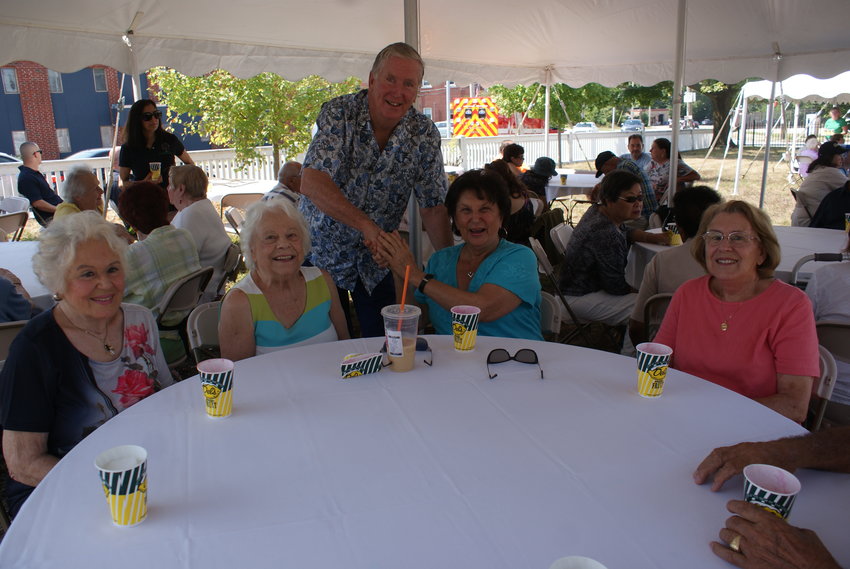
left=95, top=445, right=148, bottom=527
left=635, top=342, right=673, bottom=398
left=197, top=358, right=235, bottom=418
left=451, top=305, right=481, bottom=352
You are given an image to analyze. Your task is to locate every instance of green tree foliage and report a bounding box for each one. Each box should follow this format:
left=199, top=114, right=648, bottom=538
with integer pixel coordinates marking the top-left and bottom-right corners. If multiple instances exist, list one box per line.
left=488, top=81, right=673, bottom=130
left=690, top=80, right=747, bottom=144
left=147, top=68, right=361, bottom=173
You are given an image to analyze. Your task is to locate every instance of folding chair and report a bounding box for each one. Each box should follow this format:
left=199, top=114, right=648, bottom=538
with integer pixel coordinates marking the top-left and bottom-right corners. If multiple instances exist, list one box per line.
left=642, top=293, right=674, bottom=342
left=789, top=252, right=849, bottom=288
left=539, top=291, right=561, bottom=340
left=224, top=207, right=246, bottom=235
left=528, top=197, right=544, bottom=217
left=549, top=222, right=573, bottom=256
left=528, top=236, right=592, bottom=346
left=214, top=242, right=242, bottom=297
left=0, top=211, right=27, bottom=241
left=154, top=266, right=214, bottom=369
left=806, top=345, right=838, bottom=432
left=187, top=301, right=222, bottom=364
left=220, top=193, right=262, bottom=219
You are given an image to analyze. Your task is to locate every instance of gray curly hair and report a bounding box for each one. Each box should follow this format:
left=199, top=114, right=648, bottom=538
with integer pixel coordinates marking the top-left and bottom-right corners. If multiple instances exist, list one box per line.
left=33, top=210, right=128, bottom=294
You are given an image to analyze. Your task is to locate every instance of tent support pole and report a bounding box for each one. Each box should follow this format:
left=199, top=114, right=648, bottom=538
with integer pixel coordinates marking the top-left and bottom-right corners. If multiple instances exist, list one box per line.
left=668, top=0, right=687, bottom=206
left=405, top=0, right=423, bottom=268
left=733, top=92, right=748, bottom=195
left=759, top=48, right=782, bottom=208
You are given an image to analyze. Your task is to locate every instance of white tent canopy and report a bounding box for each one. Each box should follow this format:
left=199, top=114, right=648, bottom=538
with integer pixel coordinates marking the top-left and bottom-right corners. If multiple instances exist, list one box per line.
left=743, top=72, right=850, bottom=103
left=2, top=0, right=850, bottom=88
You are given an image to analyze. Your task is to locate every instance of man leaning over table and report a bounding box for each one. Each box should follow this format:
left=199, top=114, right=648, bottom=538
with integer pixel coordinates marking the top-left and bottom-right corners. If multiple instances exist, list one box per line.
left=694, top=426, right=850, bottom=569
left=299, top=42, right=453, bottom=338
left=17, top=141, right=62, bottom=226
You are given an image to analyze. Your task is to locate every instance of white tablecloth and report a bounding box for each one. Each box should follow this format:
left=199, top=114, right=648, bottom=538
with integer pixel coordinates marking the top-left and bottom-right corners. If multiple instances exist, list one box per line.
left=545, top=172, right=598, bottom=203
left=626, top=226, right=848, bottom=288
left=0, top=240, right=53, bottom=309
left=2, top=336, right=849, bottom=569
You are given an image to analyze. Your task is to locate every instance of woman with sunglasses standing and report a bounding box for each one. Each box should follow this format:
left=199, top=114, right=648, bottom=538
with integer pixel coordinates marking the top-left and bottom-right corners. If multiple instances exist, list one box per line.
left=118, top=99, right=194, bottom=192
left=654, top=201, right=819, bottom=422
left=560, top=170, right=645, bottom=351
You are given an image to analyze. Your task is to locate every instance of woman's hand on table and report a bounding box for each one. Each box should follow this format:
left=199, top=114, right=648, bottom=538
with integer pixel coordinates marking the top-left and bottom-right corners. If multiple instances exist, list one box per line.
left=693, top=440, right=792, bottom=491
left=712, top=500, right=841, bottom=569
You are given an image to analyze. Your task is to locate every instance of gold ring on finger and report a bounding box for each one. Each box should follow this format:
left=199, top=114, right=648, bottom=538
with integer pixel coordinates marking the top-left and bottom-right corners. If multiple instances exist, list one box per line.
left=729, top=534, right=742, bottom=553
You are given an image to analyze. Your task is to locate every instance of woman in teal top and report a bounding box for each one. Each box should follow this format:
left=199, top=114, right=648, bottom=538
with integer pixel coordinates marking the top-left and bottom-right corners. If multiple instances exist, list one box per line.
left=376, top=169, right=542, bottom=340
left=219, top=198, right=349, bottom=360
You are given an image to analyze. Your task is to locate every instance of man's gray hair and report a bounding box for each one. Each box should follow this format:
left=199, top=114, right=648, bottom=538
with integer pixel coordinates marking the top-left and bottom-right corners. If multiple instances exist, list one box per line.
left=240, top=197, right=311, bottom=270
left=62, top=166, right=97, bottom=203
left=33, top=210, right=128, bottom=294
left=278, top=161, right=301, bottom=184
left=370, top=42, right=424, bottom=82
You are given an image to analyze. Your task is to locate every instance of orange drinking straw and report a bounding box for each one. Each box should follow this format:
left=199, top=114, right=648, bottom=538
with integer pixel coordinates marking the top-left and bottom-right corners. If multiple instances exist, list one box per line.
left=397, top=264, right=411, bottom=331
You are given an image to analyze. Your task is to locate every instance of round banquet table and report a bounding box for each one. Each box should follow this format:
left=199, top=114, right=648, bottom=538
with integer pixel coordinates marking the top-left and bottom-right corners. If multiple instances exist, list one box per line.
left=626, top=225, right=848, bottom=288
left=2, top=336, right=849, bottom=569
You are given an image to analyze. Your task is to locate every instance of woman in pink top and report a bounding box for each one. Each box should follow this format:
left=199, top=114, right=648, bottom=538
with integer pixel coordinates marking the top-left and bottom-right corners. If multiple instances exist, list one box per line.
left=654, top=201, right=819, bottom=422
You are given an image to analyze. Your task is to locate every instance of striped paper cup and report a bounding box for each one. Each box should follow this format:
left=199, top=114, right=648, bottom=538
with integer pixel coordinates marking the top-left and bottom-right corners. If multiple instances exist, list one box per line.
left=95, top=445, right=148, bottom=527
left=340, top=353, right=383, bottom=378
left=743, top=464, right=801, bottom=519
left=635, top=342, right=672, bottom=398
left=197, top=358, right=235, bottom=418
left=451, top=305, right=481, bottom=352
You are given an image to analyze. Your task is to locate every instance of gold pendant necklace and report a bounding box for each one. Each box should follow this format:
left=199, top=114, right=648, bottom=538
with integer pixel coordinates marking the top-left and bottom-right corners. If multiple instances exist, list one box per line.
left=60, top=306, right=117, bottom=355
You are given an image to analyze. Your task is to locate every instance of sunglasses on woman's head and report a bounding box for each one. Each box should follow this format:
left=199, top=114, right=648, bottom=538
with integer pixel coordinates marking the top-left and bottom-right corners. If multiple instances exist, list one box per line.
left=486, top=348, right=543, bottom=379
left=141, top=111, right=162, bottom=121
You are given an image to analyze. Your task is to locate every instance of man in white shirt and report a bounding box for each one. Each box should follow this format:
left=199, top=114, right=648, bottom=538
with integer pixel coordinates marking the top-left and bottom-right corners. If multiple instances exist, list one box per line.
left=264, top=161, right=302, bottom=203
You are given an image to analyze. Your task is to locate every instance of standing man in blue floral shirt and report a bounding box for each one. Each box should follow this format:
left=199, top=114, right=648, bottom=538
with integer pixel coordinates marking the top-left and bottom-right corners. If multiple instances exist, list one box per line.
left=300, top=42, right=453, bottom=337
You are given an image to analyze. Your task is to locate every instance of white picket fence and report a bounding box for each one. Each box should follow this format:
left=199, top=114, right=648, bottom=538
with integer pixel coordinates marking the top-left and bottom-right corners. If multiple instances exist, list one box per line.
left=0, top=129, right=712, bottom=200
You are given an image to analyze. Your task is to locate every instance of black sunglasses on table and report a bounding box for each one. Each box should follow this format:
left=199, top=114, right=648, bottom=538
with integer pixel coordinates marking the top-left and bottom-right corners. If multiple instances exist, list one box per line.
left=486, top=348, right=543, bottom=379
left=380, top=337, right=433, bottom=367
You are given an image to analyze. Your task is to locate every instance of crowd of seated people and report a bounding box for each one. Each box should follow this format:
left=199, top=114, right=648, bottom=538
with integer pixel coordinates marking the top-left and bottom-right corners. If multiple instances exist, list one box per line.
left=792, top=140, right=848, bottom=227
left=5, top=44, right=846, bottom=559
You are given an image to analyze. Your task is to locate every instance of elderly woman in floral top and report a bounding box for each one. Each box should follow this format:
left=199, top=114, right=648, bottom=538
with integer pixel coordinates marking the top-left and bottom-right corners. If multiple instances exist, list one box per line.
left=0, top=211, right=172, bottom=517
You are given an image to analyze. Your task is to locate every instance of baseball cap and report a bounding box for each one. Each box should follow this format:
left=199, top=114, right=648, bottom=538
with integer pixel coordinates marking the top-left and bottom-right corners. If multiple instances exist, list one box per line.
left=594, top=151, right=617, bottom=178
left=531, top=157, right=558, bottom=177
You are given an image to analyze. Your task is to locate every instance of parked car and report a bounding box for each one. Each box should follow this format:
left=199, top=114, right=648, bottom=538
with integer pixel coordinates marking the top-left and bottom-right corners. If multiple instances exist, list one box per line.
left=0, top=151, right=20, bottom=163
left=64, top=147, right=111, bottom=160
left=432, top=121, right=451, bottom=138
left=700, top=118, right=713, bottom=125
left=572, top=122, right=598, bottom=133
left=620, top=119, right=645, bottom=133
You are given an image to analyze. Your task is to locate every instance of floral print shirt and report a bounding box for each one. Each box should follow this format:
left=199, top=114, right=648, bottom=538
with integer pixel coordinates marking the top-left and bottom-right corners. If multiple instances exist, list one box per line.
left=301, top=90, right=448, bottom=292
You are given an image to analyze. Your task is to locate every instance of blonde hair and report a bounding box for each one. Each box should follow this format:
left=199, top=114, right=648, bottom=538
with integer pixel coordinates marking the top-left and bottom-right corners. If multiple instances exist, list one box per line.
left=169, top=164, right=208, bottom=199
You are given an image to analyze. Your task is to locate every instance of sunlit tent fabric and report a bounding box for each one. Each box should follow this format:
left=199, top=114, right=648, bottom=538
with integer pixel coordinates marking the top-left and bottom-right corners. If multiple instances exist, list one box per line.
left=743, top=72, right=850, bottom=104
left=1, top=0, right=849, bottom=87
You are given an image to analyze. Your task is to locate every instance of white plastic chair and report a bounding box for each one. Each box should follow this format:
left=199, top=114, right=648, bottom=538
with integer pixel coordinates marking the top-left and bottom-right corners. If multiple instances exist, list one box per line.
left=539, top=291, right=561, bottom=338
left=0, top=211, right=27, bottom=241
left=187, top=301, right=221, bottom=364
left=549, top=222, right=573, bottom=256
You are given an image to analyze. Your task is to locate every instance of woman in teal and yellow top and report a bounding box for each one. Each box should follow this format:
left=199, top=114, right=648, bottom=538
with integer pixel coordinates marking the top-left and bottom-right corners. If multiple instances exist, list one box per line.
left=219, top=199, right=349, bottom=360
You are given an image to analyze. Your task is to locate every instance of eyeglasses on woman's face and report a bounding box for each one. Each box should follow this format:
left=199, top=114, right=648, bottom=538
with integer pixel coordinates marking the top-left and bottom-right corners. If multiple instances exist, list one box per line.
left=141, top=110, right=162, bottom=121
left=617, top=194, right=644, bottom=204
left=702, top=230, right=759, bottom=247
